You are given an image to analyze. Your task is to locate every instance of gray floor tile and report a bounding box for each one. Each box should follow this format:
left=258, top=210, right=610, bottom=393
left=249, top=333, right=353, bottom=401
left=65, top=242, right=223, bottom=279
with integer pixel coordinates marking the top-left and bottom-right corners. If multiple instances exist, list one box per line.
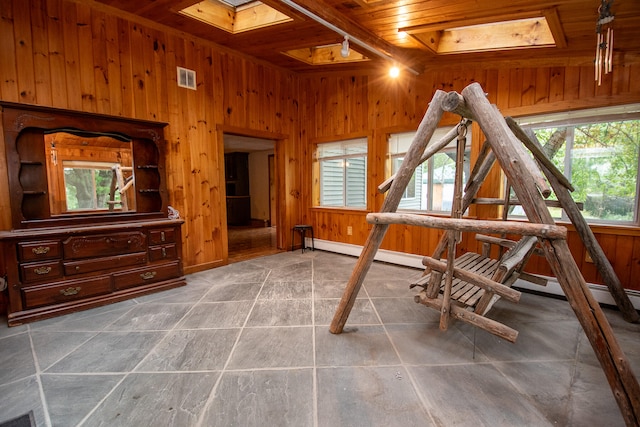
left=314, top=298, right=380, bottom=326
left=41, top=374, right=123, bottom=426
left=0, top=376, right=46, bottom=427
left=457, top=319, right=582, bottom=362
left=0, top=333, right=36, bottom=384
left=317, top=366, right=432, bottom=427
left=489, top=292, right=577, bottom=322
left=313, top=263, right=357, bottom=282
left=200, top=281, right=263, bottom=302
left=363, top=278, right=422, bottom=298
left=200, top=369, right=314, bottom=427
left=313, top=279, right=363, bottom=299
left=246, top=299, right=312, bottom=326
left=0, top=316, right=28, bottom=339
left=227, top=327, right=313, bottom=369
left=568, top=361, right=626, bottom=427
left=372, top=297, right=441, bottom=324
left=315, top=325, right=401, bottom=367
left=82, top=372, right=219, bottom=426
left=493, top=360, right=574, bottom=425
left=385, top=323, right=489, bottom=365
left=177, top=301, right=253, bottom=329
left=0, top=250, right=633, bottom=427
left=205, top=263, right=270, bottom=285
left=31, top=330, right=97, bottom=371
left=28, top=302, right=135, bottom=332
left=45, top=331, right=165, bottom=373
left=368, top=262, right=423, bottom=283
left=258, top=280, right=312, bottom=300
left=410, top=363, right=553, bottom=426
left=267, top=260, right=313, bottom=282
left=105, top=303, right=192, bottom=331
left=136, top=328, right=240, bottom=371
left=134, top=283, right=209, bottom=304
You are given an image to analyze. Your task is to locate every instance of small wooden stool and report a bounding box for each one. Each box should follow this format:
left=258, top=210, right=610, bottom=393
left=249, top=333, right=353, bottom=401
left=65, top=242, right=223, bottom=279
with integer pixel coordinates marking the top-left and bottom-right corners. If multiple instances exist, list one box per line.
left=291, top=225, right=314, bottom=253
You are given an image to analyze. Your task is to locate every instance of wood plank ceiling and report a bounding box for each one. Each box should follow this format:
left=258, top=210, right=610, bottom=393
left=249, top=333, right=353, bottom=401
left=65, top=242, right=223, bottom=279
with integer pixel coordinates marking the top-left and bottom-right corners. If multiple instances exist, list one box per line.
left=95, top=0, right=640, bottom=74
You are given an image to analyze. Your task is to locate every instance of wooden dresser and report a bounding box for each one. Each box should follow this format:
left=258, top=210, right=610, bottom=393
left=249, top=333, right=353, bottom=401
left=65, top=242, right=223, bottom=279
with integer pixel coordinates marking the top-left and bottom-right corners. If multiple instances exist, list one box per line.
left=0, top=220, right=185, bottom=326
left=0, top=102, right=187, bottom=326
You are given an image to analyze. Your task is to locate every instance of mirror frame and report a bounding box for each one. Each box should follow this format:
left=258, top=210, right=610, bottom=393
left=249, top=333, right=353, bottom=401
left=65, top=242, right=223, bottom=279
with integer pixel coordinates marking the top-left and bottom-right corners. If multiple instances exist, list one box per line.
left=1, top=102, right=169, bottom=229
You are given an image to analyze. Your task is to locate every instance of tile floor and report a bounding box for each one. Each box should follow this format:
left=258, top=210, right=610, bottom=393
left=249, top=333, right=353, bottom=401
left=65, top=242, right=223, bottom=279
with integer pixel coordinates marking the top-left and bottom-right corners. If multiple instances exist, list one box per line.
left=1, top=250, right=638, bottom=426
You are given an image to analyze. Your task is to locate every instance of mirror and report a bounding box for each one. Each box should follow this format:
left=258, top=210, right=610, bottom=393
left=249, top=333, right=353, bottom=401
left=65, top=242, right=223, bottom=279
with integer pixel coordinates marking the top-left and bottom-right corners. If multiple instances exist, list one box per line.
left=44, top=130, right=136, bottom=215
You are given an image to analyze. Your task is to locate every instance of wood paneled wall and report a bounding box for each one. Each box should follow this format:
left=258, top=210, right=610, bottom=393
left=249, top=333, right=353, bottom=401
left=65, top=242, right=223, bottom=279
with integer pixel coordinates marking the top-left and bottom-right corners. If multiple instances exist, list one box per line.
left=0, top=0, right=302, bottom=273
left=301, top=63, right=640, bottom=291
left=2, top=0, right=640, bottom=290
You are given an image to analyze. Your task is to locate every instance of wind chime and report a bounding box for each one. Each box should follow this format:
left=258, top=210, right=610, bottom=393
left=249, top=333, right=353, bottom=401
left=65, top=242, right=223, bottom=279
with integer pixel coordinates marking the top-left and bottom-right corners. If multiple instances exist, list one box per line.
left=595, top=0, right=615, bottom=85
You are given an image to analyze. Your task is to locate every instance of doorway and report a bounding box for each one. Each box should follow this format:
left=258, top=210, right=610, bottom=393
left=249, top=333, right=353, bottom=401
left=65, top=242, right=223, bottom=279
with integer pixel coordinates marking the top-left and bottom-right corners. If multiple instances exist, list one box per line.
left=223, top=133, right=281, bottom=263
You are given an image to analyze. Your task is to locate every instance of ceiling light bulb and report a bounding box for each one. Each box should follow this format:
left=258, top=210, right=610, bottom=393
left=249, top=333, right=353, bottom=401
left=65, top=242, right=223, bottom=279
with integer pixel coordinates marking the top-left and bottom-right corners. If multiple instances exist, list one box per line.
left=389, top=65, right=400, bottom=78
left=341, top=35, right=350, bottom=58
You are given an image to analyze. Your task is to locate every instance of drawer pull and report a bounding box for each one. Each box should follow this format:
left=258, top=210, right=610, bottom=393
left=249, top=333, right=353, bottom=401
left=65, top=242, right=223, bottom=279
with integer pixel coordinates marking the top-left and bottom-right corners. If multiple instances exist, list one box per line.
left=34, top=266, right=52, bottom=275
left=161, top=231, right=166, bottom=242
left=140, top=271, right=157, bottom=280
left=32, top=246, right=51, bottom=255
left=60, top=287, right=81, bottom=296
left=161, top=247, right=167, bottom=258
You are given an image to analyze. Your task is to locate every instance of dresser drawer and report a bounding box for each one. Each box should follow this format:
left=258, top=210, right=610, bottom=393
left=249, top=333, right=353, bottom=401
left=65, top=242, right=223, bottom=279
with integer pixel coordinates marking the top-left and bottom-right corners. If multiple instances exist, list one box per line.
left=148, top=244, right=177, bottom=262
left=149, top=228, right=177, bottom=245
left=18, top=240, right=62, bottom=262
left=20, top=260, right=63, bottom=283
left=64, top=252, right=148, bottom=276
left=63, top=232, right=147, bottom=259
left=113, top=261, right=181, bottom=291
left=22, top=276, right=112, bottom=309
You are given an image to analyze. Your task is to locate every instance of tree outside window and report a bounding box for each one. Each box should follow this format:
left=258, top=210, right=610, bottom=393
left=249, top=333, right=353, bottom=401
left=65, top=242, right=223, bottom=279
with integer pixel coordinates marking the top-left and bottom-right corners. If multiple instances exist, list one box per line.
left=63, top=161, right=121, bottom=211
left=512, top=109, right=640, bottom=224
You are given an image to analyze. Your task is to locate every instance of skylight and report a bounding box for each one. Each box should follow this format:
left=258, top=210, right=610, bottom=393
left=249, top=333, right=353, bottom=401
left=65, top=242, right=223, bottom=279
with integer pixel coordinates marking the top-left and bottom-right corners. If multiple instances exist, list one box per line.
left=178, top=0, right=292, bottom=34
left=401, top=8, right=566, bottom=55
left=219, top=0, right=254, bottom=6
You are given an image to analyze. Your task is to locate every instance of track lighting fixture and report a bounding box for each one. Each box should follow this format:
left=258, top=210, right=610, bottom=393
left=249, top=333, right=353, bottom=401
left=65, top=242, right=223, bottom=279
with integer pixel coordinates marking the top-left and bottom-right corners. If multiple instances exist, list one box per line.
left=279, top=0, right=420, bottom=75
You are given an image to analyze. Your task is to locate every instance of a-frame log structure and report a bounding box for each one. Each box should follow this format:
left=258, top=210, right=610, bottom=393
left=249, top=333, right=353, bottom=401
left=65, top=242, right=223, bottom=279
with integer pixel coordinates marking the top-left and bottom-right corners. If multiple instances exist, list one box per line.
left=329, top=83, right=640, bottom=426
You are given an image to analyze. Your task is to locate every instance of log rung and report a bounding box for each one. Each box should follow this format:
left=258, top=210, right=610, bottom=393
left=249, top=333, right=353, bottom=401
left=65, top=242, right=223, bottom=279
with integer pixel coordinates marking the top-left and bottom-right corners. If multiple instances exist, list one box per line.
left=415, top=292, right=519, bottom=343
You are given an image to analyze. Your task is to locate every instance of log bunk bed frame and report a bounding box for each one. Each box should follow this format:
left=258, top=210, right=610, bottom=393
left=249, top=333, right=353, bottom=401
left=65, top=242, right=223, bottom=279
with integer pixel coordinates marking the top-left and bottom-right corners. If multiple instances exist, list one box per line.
left=329, top=83, right=640, bottom=426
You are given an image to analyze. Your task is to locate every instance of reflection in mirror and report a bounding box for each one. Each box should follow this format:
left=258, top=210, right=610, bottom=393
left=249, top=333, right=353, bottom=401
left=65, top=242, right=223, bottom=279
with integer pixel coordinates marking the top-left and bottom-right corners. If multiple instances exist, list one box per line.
left=45, top=130, right=136, bottom=215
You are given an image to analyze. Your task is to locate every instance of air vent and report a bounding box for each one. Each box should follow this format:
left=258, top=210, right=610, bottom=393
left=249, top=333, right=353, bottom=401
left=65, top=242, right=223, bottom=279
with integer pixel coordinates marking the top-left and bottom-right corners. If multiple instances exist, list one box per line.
left=177, top=67, right=196, bottom=90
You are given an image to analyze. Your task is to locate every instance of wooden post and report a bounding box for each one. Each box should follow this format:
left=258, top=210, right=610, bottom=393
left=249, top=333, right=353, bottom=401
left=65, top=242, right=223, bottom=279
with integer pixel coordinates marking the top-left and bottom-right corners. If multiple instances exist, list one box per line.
left=329, top=90, right=447, bottom=334
left=440, top=124, right=468, bottom=330
left=462, top=82, right=640, bottom=427
left=507, top=117, right=639, bottom=324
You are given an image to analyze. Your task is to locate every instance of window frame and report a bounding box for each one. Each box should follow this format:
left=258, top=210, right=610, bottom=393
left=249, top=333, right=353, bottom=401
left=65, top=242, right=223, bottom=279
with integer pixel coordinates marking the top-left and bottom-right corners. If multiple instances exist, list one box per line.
left=387, top=126, right=470, bottom=214
left=312, top=136, right=369, bottom=210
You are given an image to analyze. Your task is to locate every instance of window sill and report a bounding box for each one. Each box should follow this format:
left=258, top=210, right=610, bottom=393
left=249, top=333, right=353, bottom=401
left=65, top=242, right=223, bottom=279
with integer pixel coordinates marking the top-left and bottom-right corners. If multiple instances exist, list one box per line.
left=310, top=206, right=371, bottom=215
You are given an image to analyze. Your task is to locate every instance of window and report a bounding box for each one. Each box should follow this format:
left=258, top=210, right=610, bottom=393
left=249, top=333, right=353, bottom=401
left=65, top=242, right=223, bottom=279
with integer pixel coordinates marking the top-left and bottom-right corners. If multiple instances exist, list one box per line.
left=314, top=138, right=368, bottom=208
left=388, top=127, right=470, bottom=212
left=63, top=161, right=122, bottom=211
left=512, top=105, right=640, bottom=224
